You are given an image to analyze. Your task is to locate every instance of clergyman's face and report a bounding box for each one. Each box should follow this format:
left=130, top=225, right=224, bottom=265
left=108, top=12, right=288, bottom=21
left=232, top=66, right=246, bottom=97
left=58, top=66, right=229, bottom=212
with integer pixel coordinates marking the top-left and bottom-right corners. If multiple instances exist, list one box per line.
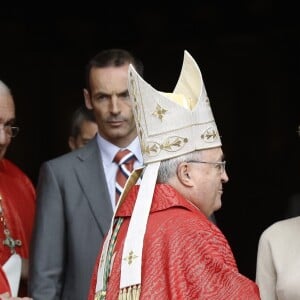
left=0, top=92, right=15, bottom=160
left=187, top=147, right=229, bottom=217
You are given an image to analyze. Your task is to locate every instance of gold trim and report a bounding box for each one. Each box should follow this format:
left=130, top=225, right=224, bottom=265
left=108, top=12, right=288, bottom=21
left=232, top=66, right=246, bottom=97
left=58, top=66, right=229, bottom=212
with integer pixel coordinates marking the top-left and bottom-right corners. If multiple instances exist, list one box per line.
left=152, top=104, right=167, bottom=121
left=143, top=136, right=188, bottom=157
left=123, top=250, right=138, bottom=265
left=118, top=285, right=141, bottom=300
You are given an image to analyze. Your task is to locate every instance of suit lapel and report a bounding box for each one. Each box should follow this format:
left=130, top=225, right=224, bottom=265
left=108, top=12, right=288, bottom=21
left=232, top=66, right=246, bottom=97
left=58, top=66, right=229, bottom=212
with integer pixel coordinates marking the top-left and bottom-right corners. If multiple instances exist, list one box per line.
left=74, top=138, right=113, bottom=235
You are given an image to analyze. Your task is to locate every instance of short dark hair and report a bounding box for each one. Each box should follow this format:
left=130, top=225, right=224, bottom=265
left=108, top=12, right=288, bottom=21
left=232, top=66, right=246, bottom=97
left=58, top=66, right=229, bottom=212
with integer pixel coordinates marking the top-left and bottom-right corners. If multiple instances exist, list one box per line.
left=84, top=48, right=144, bottom=92
left=70, top=106, right=96, bottom=138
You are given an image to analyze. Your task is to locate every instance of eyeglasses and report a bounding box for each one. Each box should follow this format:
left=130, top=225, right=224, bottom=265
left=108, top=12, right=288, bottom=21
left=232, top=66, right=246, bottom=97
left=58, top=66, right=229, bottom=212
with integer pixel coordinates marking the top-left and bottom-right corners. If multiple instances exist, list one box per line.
left=0, top=125, right=20, bottom=138
left=187, top=160, right=226, bottom=174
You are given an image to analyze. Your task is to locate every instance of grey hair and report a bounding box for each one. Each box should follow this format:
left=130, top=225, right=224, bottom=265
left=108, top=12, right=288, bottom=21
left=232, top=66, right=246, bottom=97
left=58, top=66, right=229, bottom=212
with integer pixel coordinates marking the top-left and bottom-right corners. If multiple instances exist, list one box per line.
left=157, top=150, right=203, bottom=183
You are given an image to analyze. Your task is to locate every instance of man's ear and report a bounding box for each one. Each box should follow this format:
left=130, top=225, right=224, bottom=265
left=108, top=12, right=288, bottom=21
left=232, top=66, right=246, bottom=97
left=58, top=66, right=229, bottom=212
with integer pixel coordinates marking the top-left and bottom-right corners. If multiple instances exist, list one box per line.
left=68, top=136, right=76, bottom=151
left=177, top=162, right=193, bottom=187
left=84, top=88, right=93, bottom=109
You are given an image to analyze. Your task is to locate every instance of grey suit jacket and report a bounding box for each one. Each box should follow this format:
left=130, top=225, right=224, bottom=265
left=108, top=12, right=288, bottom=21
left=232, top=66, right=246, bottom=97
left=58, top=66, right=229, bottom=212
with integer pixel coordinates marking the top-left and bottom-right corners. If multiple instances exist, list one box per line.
left=29, top=137, right=113, bottom=300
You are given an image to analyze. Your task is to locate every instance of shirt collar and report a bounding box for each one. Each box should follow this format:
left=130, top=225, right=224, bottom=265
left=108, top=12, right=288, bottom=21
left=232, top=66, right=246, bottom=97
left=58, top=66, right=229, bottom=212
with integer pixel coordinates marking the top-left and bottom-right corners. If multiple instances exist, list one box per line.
left=96, top=133, right=143, bottom=165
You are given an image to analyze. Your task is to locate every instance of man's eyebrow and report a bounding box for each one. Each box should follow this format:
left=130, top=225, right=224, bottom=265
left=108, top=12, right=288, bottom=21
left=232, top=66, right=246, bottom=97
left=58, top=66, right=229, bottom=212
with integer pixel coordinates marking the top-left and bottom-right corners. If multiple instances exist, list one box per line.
left=93, top=91, right=108, bottom=97
left=93, top=90, right=128, bottom=98
left=117, top=90, right=129, bottom=97
left=4, top=118, right=16, bottom=125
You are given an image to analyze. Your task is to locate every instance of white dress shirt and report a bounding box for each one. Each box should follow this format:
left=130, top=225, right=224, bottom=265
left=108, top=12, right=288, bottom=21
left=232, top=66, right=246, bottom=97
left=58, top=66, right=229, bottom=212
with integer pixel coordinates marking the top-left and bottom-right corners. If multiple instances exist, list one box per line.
left=96, top=134, right=143, bottom=210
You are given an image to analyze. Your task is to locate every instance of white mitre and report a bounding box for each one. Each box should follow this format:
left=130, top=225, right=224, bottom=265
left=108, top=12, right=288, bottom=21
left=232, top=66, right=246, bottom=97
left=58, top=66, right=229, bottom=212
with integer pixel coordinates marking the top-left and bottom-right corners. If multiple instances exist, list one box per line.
left=129, top=50, right=221, bottom=163
left=94, top=50, right=221, bottom=300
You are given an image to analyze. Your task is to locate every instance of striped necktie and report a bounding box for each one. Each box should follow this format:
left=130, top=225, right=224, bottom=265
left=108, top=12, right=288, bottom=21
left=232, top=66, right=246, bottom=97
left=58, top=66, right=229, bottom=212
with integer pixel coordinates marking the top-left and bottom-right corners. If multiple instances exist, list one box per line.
left=113, top=149, right=136, bottom=204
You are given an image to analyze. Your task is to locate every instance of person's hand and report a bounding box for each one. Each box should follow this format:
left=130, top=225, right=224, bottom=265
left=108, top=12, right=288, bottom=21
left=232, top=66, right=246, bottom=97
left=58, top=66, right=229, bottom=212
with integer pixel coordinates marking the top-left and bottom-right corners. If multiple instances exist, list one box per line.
left=0, top=293, right=32, bottom=300
left=0, top=292, right=10, bottom=299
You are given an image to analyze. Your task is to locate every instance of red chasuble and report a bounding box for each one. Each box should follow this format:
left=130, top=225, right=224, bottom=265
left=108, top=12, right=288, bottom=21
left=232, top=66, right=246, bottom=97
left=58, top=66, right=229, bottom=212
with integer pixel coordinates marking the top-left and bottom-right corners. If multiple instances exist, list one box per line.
left=0, top=159, right=36, bottom=296
left=89, top=184, right=260, bottom=300
left=0, top=266, right=11, bottom=295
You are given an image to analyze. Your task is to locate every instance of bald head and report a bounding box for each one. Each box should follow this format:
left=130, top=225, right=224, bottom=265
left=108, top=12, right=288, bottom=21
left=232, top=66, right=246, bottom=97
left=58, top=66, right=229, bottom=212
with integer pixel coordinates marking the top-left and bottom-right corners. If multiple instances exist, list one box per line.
left=0, top=80, right=12, bottom=95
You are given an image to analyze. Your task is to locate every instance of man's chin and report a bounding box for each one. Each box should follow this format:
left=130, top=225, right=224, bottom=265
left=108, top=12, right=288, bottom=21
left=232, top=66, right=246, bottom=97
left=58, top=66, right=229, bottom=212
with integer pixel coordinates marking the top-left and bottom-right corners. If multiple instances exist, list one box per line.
left=214, top=200, right=222, bottom=212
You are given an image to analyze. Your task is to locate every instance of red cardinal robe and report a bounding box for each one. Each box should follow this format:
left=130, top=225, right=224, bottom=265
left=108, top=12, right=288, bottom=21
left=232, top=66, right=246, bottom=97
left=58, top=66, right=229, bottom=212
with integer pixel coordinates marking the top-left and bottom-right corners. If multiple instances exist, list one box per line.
left=89, top=184, right=260, bottom=299
left=0, top=159, right=36, bottom=296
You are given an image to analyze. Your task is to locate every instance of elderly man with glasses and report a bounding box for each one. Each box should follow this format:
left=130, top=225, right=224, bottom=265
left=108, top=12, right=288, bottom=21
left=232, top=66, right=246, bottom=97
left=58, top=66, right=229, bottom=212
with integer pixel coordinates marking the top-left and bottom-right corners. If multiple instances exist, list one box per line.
left=0, top=80, right=35, bottom=299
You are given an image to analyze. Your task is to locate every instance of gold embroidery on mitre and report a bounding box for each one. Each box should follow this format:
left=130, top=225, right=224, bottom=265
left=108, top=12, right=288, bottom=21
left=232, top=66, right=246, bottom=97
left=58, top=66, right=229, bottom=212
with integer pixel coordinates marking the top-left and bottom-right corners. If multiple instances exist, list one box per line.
left=123, top=250, right=138, bottom=265
left=129, top=71, right=141, bottom=119
left=130, top=72, right=143, bottom=144
left=201, top=127, right=218, bottom=142
left=142, top=143, right=160, bottom=155
left=129, top=75, right=137, bottom=99
left=152, top=104, right=167, bottom=121
left=143, top=136, right=188, bottom=157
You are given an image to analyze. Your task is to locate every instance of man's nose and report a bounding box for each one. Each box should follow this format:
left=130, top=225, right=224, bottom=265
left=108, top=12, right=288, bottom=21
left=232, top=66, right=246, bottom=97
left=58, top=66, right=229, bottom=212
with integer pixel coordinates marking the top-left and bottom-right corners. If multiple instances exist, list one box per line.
left=0, top=127, right=10, bottom=144
left=110, top=96, right=121, bottom=114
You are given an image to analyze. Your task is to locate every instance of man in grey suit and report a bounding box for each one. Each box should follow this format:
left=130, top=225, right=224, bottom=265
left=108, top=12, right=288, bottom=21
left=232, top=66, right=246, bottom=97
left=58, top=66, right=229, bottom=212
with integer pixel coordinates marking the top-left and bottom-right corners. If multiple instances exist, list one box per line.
left=28, top=49, right=144, bottom=300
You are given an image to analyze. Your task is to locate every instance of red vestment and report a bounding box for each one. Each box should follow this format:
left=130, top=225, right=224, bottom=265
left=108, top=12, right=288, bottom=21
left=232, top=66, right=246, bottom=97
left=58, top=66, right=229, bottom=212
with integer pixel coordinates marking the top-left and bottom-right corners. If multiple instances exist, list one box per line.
left=0, top=159, right=36, bottom=296
left=89, top=184, right=260, bottom=299
left=0, top=267, right=10, bottom=295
